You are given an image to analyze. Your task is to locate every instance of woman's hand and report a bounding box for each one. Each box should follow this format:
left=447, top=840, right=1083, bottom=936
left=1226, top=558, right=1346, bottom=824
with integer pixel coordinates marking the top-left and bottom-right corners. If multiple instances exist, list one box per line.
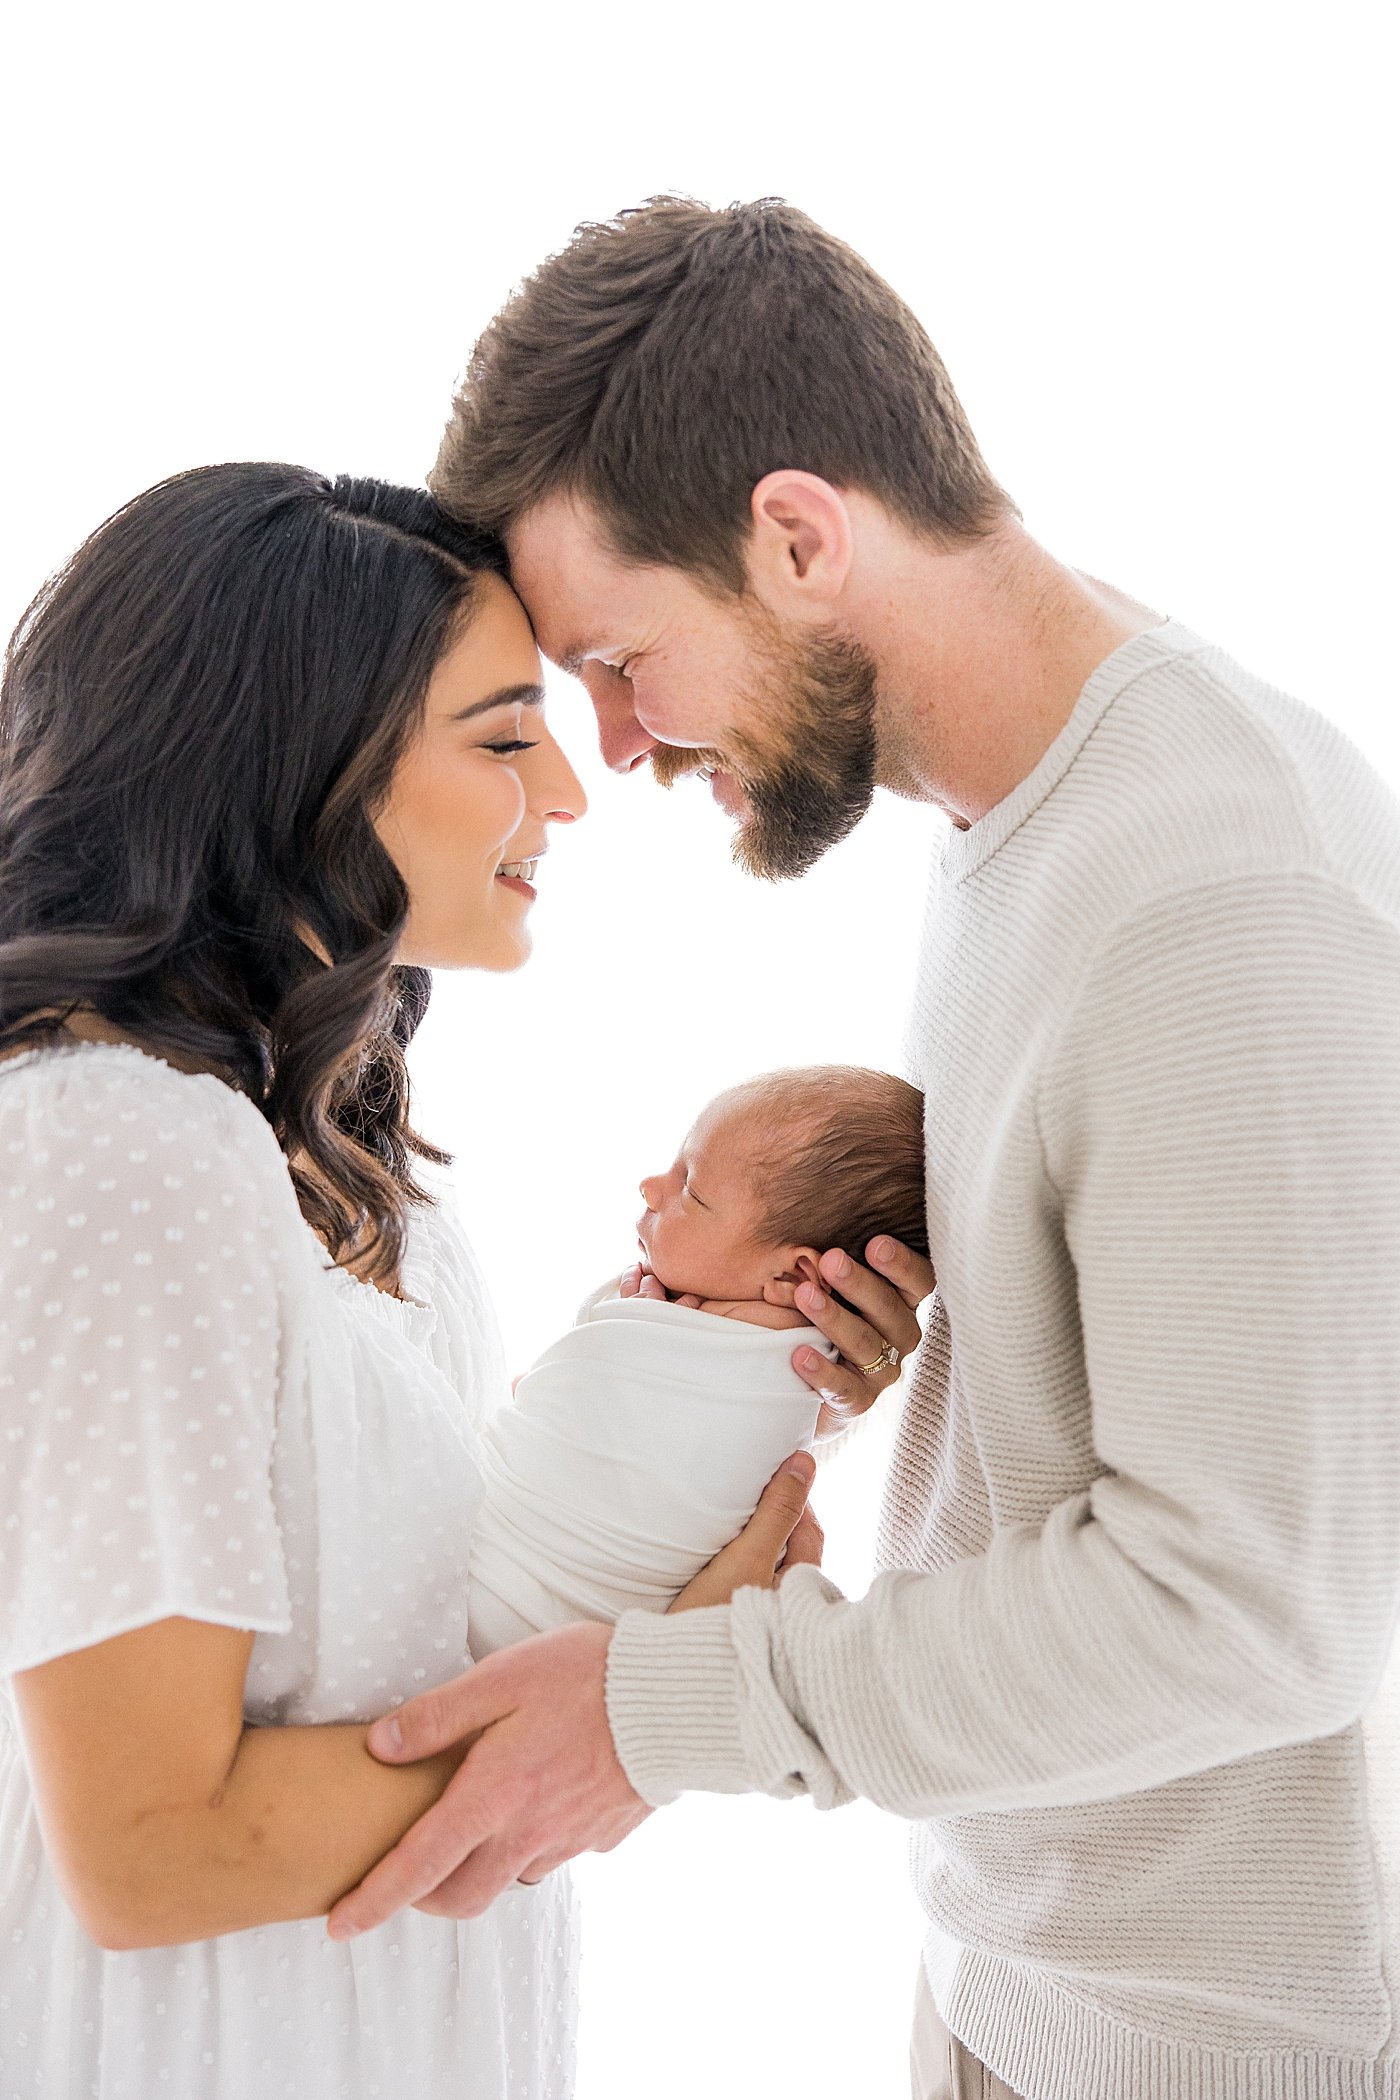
left=667, top=1451, right=822, bottom=1612
left=791, top=1235, right=936, bottom=1440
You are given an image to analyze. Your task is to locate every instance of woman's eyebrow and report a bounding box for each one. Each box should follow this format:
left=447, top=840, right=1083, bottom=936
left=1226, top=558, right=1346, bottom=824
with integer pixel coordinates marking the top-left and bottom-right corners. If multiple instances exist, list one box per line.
left=448, top=682, right=546, bottom=722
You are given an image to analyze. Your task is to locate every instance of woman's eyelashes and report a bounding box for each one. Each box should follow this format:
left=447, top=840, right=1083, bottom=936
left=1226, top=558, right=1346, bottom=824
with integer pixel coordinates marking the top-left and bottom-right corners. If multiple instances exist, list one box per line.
left=485, top=738, right=540, bottom=756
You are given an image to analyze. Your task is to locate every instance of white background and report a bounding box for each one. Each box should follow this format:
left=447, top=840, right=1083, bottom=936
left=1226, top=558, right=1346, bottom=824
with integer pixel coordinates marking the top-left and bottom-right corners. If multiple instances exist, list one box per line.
left=1, top=3, right=1395, bottom=2094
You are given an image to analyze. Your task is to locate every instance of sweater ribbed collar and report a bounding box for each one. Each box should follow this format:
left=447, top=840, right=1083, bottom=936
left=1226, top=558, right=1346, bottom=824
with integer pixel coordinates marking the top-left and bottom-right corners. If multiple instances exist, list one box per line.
left=938, top=617, right=1209, bottom=884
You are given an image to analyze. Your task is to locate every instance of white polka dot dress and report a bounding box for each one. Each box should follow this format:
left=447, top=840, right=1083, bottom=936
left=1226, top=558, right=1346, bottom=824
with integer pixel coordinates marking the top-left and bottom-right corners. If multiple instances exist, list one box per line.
left=0, top=1040, right=580, bottom=2099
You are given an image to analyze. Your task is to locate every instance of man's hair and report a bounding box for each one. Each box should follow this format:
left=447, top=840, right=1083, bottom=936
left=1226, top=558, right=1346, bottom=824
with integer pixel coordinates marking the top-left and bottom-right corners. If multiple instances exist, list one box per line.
left=431, top=195, right=1012, bottom=594
left=732, top=1066, right=929, bottom=1265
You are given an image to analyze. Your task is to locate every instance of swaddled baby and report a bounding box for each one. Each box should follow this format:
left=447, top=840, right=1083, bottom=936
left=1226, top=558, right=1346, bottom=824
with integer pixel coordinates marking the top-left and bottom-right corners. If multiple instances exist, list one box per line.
left=466, top=1065, right=928, bottom=1657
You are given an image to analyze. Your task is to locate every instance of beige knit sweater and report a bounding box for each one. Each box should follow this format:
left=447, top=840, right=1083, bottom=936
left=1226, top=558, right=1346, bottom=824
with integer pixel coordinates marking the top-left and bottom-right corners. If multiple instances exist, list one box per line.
left=605, top=622, right=1400, bottom=2100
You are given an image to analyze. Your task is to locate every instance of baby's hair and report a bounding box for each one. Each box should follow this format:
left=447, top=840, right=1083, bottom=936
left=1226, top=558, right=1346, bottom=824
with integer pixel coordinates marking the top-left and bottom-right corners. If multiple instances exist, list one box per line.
left=728, top=1066, right=929, bottom=1265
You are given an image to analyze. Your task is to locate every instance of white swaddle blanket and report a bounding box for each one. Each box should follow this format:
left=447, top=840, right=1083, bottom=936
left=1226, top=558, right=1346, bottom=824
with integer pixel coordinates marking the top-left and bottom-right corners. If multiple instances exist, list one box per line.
left=466, top=1280, right=832, bottom=1657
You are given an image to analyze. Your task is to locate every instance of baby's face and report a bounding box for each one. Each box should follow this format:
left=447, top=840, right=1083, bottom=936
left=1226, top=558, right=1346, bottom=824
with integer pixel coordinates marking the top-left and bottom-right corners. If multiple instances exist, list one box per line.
left=637, top=1094, right=788, bottom=1301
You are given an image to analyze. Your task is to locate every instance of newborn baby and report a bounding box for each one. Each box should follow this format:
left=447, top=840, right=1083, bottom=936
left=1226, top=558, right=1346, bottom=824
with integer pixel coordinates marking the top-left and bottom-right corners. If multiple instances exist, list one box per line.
left=466, top=1065, right=928, bottom=1657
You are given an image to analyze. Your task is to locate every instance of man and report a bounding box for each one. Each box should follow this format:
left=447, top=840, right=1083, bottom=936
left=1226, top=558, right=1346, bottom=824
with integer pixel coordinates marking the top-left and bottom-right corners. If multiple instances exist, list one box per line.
left=328, top=198, right=1400, bottom=2099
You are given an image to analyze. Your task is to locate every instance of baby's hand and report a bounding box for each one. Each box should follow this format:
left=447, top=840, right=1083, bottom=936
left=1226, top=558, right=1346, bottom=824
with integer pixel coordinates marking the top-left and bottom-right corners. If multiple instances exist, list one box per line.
left=618, top=1261, right=672, bottom=1303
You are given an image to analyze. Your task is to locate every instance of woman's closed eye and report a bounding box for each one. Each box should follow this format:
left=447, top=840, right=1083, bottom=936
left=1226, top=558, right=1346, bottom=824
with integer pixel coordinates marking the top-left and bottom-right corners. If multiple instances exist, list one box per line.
left=484, top=738, right=540, bottom=756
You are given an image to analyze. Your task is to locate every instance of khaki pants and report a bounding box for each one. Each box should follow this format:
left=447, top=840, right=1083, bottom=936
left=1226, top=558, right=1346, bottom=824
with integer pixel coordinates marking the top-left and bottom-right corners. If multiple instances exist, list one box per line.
left=909, top=1961, right=1026, bottom=2100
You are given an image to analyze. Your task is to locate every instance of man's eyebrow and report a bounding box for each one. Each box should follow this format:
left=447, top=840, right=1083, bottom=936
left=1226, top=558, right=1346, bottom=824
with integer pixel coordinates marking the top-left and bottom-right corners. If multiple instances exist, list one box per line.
left=448, top=682, right=546, bottom=722
left=555, top=645, right=589, bottom=678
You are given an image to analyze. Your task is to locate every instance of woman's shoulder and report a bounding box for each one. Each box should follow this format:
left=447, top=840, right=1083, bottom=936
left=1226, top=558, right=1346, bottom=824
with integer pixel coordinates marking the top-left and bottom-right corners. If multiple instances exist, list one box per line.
left=0, top=1038, right=301, bottom=1220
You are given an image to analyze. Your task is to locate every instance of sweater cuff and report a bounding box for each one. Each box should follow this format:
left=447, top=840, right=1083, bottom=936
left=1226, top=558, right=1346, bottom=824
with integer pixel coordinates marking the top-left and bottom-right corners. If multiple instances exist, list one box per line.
left=604, top=1603, right=749, bottom=1806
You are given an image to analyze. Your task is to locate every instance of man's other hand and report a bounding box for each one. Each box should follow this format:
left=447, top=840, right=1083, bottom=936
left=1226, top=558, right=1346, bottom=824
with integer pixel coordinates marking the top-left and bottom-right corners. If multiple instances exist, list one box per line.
left=324, top=1622, right=649, bottom=1939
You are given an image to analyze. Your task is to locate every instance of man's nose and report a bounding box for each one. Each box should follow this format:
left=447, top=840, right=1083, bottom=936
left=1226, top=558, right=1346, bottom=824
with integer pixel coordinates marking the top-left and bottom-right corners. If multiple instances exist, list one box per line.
left=592, top=683, right=660, bottom=776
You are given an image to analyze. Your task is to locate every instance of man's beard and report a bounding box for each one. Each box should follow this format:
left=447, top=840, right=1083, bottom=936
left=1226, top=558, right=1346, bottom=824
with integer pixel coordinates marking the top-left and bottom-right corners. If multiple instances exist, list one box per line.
left=650, top=613, right=879, bottom=882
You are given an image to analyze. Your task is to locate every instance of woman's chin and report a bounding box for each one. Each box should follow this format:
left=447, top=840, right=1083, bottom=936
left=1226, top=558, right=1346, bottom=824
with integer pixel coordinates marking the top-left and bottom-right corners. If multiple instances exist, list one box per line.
left=398, top=930, right=534, bottom=973
left=471, top=932, right=534, bottom=973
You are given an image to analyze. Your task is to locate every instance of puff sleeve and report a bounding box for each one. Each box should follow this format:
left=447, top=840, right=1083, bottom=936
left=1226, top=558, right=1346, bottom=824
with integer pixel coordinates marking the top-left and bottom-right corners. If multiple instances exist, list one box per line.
left=0, top=1053, right=296, bottom=1674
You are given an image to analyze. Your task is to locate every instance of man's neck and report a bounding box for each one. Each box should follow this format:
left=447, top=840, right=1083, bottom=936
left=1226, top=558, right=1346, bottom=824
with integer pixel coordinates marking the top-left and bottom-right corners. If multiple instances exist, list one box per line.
left=844, top=506, right=1162, bottom=828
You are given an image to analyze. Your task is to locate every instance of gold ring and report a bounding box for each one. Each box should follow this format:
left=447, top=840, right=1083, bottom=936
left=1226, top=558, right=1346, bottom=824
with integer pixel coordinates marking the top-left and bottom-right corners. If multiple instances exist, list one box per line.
left=858, top=1342, right=899, bottom=1377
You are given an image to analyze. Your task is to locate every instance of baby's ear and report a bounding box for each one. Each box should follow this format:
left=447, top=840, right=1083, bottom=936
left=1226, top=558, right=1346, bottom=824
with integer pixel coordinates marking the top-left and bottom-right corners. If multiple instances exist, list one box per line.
left=762, top=1249, right=823, bottom=1306
left=793, top=1247, right=823, bottom=1288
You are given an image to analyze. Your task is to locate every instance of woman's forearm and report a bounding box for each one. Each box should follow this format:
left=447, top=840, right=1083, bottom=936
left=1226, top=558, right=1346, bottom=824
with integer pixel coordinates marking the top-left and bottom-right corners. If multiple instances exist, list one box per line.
left=93, top=1721, right=470, bottom=1949
left=13, top=1616, right=478, bottom=1951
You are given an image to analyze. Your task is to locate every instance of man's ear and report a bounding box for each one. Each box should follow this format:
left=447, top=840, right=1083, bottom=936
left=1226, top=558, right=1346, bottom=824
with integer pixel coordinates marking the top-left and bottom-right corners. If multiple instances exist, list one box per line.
left=762, top=1248, right=823, bottom=1306
left=747, top=472, right=853, bottom=606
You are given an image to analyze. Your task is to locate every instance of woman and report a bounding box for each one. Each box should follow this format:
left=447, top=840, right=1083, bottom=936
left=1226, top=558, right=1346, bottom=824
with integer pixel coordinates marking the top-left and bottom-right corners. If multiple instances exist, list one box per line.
left=0, top=465, right=830, bottom=2098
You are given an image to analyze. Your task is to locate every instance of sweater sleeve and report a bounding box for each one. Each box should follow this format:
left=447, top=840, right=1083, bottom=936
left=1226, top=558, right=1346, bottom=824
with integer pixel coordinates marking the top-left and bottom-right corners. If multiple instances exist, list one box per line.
left=605, top=872, right=1400, bottom=1812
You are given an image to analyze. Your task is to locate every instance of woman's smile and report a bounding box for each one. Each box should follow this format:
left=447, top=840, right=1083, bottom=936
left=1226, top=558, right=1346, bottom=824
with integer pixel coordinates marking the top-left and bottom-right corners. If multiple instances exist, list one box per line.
left=496, top=849, right=544, bottom=901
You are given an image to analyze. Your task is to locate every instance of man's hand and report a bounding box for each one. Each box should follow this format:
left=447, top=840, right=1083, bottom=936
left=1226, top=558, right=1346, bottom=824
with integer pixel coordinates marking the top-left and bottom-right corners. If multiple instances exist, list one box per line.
left=791, top=1235, right=936, bottom=1438
left=324, top=1622, right=649, bottom=1940
left=323, top=1446, right=821, bottom=1939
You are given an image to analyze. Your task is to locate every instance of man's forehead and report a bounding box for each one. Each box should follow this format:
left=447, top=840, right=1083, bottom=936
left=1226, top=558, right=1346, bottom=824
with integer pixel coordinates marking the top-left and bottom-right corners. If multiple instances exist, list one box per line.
left=506, top=498, right=629, bottom=666
left=507, top=491, right=611, bottom=588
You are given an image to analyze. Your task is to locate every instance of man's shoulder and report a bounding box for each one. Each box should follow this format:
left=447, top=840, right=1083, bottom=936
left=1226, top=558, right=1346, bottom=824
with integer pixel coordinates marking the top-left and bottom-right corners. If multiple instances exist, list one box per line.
left=1074, top=631, right=1393, bottom=867
left=941, top=629, right=1400, bottom=957
left=908, top=628, right=1400, bottom=1091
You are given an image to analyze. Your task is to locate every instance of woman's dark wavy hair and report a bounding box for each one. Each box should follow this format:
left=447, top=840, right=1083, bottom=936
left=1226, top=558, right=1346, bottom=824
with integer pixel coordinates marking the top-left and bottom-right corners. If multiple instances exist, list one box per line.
left=0, top=462, right=508, bottom=1289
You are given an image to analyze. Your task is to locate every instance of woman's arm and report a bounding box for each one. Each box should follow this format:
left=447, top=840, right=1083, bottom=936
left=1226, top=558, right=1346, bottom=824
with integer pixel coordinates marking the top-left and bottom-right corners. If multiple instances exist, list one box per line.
left=11, top=1615, right=473, bottom=1950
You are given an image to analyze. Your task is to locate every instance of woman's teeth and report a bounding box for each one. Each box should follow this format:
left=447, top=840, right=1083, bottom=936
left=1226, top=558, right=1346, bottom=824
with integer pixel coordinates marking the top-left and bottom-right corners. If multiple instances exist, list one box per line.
left=498, top=860, right=538, bottom=881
